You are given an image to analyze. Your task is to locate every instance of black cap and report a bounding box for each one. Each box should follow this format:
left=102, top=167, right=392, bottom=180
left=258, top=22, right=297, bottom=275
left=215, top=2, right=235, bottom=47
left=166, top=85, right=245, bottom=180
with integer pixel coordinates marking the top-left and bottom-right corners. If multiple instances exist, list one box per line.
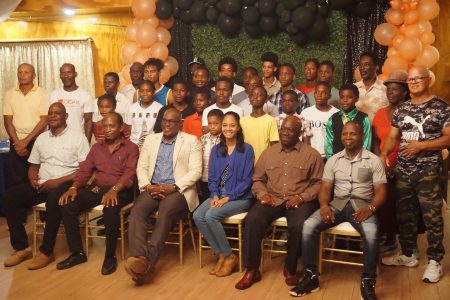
left=188, top=57, right=205, bottom=66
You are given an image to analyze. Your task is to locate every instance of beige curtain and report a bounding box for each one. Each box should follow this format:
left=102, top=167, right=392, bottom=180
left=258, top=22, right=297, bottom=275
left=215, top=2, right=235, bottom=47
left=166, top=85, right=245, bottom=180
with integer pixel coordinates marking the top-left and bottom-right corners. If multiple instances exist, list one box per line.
left=0, top=38, right=95, bottom=140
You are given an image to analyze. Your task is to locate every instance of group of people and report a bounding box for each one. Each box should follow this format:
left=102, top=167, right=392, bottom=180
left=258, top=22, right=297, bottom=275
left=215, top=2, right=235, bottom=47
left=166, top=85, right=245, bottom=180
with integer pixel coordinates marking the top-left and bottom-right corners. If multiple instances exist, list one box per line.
left=1, top=49, right=449, bottom=300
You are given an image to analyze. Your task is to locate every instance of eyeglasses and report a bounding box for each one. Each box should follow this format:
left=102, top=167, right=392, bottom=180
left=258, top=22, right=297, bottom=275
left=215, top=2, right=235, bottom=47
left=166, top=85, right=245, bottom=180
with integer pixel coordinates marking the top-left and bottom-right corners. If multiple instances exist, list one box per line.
left=162, top=118, right=180, bottom=125
left=406, top=77, right=429, bottom=84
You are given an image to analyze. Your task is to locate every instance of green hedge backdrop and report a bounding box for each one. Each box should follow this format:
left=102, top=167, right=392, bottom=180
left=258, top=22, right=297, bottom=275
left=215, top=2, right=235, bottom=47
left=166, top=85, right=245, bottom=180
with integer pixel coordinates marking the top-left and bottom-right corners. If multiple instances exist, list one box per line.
left=191, top=11, right=347, bottom=88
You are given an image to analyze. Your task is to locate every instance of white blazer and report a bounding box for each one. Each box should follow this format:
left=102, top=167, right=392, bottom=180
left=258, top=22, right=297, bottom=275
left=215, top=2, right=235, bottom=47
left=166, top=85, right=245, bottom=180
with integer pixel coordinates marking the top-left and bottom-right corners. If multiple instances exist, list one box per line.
left=137, top=131, right=203, bottom=211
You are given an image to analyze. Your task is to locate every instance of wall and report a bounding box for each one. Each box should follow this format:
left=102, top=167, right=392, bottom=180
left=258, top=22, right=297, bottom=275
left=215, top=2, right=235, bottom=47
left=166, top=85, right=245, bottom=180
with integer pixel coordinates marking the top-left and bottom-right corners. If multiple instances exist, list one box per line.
left=432, top=0, right=450, bottom=99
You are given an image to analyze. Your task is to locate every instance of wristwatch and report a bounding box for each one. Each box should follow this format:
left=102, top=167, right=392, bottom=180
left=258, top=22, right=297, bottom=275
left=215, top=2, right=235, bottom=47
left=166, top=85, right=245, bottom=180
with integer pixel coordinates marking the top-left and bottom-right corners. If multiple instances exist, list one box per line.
left=173, top=184, right=180, bottom=192
left=112, top=185, right=119, bottom=192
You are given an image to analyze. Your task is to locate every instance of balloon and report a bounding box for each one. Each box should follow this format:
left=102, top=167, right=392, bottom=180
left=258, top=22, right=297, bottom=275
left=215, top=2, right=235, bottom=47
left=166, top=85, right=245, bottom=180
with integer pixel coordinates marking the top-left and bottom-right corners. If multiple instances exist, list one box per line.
left=414, top=45, right=440, bottom=68
left=378, top=74, right=388, bottom=82
left=399, top=3, right=410, bottom=13
left=244, top=24, right=262, bottom=38
left=280, top=9, right=291, bottom=23
left=217, top=14, right=241, bottom=37
left=125, top=23, right=138, bottom=42
left=290, top=31, right=309, bottom=46
left=285, top=22, right=298, bottom=34
left=138, top=16, right=159, bottom=28
left=404, top=24, right=420, bottom=37
left=156, top=0, right=173, bottom=20
left=307, top=16, right=329, bottom=40
left=382, top=55, right=409, bottom=75
left=242, top=0, right=257, bottom=5
left=328, top=0, right=352, bottom=9
left=132, top=0, right=156, bottom=19
left=393, top=34, right=406, bottom=49
left=404, top=10, right=419, bottom=25
left=304, top=0, right=317, bottom=14
left=416, top=19, right=432, bottom=34
left=159, top=67, right=171, bottom=84
left=258, top=0, right=276, bottom=16
left=180, top=9, right=194, bottom=24
left=155, top=27, right=171, bottom=46
left=418, top=0, right=440, bottom=21
left=242, top=6, right=260, bottom=25
left=398, top=37, right=422, bottom=61
left=292, top=6, right=315, bottom=29
left=206, top=7, right=219, bottom=22
left=220, top=0, right=241, bottom=17
left=317, top=1, right=330, bottom=17
left=259, top=16, right=278, bottom=34
left=374, top=23, right=398, bottom=46
left=387, top=47, right=399, bottom=57
left=136, top=23, right=157, bottom=47
left=120, top=42, right=140, bottom=65
left=174, top=0, right=193, bottom=11
left=159, top=16, right=175, bottom=29
left=133, top=48, right=152, bottom=64
left=121, top=64, right=132, bottom=84
left=420, top=31, right=435, bottom=45
left=164, top=56, right=179, bottom=76
left=283, top=0, right=306, bottom=10
left=385, top=8, right=403, bottom=26
left=150, top=42, right=169, bottom=61
left=191, top=1, right=207, bottom=23
left=390, top=0, right=401, bottom=10
left=429, top=70, right=435, bottom=87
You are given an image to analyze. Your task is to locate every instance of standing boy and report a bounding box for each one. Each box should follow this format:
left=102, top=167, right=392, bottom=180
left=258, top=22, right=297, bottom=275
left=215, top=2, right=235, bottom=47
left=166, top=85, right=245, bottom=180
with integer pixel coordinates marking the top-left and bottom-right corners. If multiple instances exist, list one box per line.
left=143, top=58, right=174, bottom=106
left=184, top=87, right=211, bottom=138
left=272, top=63, right=307, bottom=115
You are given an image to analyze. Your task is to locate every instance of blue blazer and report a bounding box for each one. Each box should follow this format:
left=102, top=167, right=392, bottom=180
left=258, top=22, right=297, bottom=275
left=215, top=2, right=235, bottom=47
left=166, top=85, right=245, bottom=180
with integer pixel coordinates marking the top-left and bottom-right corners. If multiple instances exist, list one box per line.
left=208, top=143, right=254, bottom=201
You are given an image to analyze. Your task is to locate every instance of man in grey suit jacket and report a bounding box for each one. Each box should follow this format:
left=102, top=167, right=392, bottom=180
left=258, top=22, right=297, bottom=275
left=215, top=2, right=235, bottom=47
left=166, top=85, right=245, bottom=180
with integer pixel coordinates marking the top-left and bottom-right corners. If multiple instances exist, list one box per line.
left=125, top=108, right=202, bottom=285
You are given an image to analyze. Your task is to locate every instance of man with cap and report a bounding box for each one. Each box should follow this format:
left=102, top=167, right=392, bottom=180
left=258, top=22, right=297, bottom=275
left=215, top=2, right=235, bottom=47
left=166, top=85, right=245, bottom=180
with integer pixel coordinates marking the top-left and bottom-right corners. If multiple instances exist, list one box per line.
left=261, top=52, right=281, bottom=102
left=188, top=56, right=206, bottom=82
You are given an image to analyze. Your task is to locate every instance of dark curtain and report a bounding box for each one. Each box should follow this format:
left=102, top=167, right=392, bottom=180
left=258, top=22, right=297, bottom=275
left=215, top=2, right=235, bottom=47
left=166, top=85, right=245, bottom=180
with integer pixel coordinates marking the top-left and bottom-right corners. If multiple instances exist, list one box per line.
left=343, top=1, right=390, bottom=83
left=168, top=19, right=192, bottom=87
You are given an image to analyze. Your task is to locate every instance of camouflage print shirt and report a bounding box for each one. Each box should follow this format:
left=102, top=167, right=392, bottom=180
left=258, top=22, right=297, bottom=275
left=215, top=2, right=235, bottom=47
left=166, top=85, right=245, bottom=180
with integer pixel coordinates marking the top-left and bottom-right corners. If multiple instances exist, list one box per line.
left=392, top=97, right=450, bottom=176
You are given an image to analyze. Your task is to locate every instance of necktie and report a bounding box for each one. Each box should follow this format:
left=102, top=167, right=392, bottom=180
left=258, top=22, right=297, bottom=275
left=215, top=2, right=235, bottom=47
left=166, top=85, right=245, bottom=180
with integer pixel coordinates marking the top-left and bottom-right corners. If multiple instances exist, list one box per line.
left=343, top=114, right=348, bottom=124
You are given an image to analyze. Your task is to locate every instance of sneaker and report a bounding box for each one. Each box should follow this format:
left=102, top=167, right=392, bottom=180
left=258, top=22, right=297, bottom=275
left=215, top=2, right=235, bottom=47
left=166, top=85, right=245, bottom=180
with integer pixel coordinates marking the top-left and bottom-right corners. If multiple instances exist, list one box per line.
left=360, top=278, right=377, bottom=300
left=381, top=253, right=419, bottom=267
left=289, top=269, right=319, bottom=297
left=422, top=260, right=443, bottom=283
left=4, top=250, right=32, bottom=267
left=380, top=241, right=398, bottom=257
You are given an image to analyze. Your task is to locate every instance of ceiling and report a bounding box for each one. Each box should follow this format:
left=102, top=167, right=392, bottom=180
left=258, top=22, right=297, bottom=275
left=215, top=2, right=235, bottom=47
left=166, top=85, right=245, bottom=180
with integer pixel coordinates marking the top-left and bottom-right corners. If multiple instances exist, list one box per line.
left=16, top=0, right=131, bottom=12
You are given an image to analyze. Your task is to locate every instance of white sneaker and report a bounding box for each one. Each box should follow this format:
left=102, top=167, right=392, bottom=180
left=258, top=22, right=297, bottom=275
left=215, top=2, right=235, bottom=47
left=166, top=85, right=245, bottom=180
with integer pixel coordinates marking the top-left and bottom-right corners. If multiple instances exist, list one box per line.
left=381, top=253, right=419, bottom=267
left=422, top=260, right=443, bottom=283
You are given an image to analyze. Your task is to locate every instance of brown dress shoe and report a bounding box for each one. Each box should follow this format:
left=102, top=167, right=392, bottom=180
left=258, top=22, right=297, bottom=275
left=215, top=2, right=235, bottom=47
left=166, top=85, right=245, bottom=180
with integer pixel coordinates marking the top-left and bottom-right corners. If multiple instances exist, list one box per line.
left=4, top=250, right=32, bottom=267
left=28, top=252, right=54, bottom=270
left=210, top=254, right=225, bottom=275
left=235, top=269, right=262, bottom=290
left=216, top=253, right=238, bottom=277
left=283, top=267, right=299, bottom=286
left=125, top=257, right=154, bottom=286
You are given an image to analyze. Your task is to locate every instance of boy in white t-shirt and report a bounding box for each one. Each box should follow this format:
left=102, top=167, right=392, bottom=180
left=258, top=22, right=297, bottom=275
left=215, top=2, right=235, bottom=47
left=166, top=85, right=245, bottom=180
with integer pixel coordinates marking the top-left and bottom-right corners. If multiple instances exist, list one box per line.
left=300, top=81, right=339, bottom=158
left=50, top=63, right=94, bottom=140
left=125, top=80, right=163, bottom=148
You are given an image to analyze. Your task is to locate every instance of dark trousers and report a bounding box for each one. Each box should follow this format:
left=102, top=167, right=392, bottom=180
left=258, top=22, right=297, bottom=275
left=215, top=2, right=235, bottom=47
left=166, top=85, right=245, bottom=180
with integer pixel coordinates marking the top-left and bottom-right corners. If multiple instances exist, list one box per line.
left=2, top=181, right=70, bottom=251
left=128, top=191, right=188, bottom=264
left=7, top=140, right=34, bottom=188
left=242, top=200, right=318, bottom=274
left=61, top=186, right=132, bottom=258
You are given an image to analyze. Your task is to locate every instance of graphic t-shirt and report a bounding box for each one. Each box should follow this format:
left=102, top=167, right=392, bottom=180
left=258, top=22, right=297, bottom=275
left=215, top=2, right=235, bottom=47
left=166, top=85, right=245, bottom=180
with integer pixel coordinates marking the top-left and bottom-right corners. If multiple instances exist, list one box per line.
left=125, top=101, right=163, bottom=148
left=391, top=97, right=450, bottom=176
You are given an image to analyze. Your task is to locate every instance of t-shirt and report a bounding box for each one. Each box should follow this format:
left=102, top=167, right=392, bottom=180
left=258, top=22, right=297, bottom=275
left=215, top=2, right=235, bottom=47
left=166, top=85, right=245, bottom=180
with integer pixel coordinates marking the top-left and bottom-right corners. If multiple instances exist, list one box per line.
left=306, top=86, right=340, bottom=109
left=50, top=87, right=94, bottom=134
left=301, top=105, right=339, bottom=157
left=183, top=112, right=203, bottom=139
left=202, top=103, right=244, bottom=126
left=237, top=97, right=279, bottom=117
left=372, top=108, right=399, bottom=167
left=154, top=85, right=171, bottom=106
left=125, top=101, right=163, bottom=148
left=297, top=83, right=316, bottom=95
left=121, top=83, right=137, bottom=103
left=93, top=92, right=132, bottom=122
left=391, top=97, right=450, bottom=176
left=240, top=114, right=279, bottom=163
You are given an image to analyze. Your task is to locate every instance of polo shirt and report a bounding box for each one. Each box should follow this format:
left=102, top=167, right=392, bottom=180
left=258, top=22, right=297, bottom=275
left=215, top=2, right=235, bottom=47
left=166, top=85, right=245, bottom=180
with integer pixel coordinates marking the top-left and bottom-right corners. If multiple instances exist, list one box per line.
left=323, top=148, right=386, bottom=211
left=183, top=112, right=203, bottom=139
left=3, top=85, right=50, bottom=139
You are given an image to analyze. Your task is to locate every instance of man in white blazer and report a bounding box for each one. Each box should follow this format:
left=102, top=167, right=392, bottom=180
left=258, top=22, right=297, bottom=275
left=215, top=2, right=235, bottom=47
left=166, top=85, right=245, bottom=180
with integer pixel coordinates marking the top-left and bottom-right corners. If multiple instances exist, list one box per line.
left=125, top=108, right=202, bottom=285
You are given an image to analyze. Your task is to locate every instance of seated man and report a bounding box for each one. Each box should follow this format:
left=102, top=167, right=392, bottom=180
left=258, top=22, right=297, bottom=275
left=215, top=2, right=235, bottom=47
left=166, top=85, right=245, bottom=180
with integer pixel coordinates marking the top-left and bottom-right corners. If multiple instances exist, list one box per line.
left=235, top=116, right=324, bottom=290
left=124, top=108, right=202, bottom=285
left=3, top=103, right=90, bottom=268
left=290, top=121, right=387, bottom=300
left=57, top=112, right=139, bottom=275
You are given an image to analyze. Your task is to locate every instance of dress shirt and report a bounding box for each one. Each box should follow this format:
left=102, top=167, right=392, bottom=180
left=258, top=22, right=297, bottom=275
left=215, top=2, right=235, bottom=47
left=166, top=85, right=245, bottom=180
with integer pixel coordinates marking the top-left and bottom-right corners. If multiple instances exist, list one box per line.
left=355, top=79, right=388, bottom=121
left=151, top=136, right=176, bottom=184
left=252, top=141, right=323, bottom=206
left=272, top=86, right=308, bottom=115
left=263, top=77, right=281, bottom=102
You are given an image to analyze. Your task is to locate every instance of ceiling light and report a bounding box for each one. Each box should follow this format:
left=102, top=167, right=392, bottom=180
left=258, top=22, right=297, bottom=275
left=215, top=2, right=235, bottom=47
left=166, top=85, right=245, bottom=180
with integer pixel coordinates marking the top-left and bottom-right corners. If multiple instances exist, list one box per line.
left=89, top=17, right=97, bottom=23
left=63, top=8, right=75, bottom=16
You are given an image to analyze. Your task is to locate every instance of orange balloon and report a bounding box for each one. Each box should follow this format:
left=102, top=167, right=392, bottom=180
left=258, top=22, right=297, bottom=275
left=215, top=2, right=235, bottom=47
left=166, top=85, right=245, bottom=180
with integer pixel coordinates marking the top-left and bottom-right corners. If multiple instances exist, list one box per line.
left=429, top=70, right=436, bottom=87
left=387, top=47, right=399, bottom=57
left=386, top=8, right=404, bottom=26
left=382, top=55, right=409, bottom=76
left=136, top=23, right=157, bottom=47
left=404, top=10, right=419, bottom=25
left=400, top=3, right=410, bottom=12
left=126, top=23, right=138, bottom=42
left=159, top=16, right=175, bottom=30
left=418, top=0, right=440, bottom=21
left=374, top=23, right=398, bottom=46
left=133, top=48, right=152, bottom=64
left=164, top=56, right=179, bottom=76
left=420, top=31, right=435, bottom=45
left=398, top=37, right=422, bottom=61
left=150, top=42, right=169, bottom=61
left=159, top=67, right=171, bottom=85
left=132, top=0, right=156, bottom=19
left=393, top=34, right=406, bottom=49
left=121, top=64, right=132, bottom=84
left=390, top=0, right=401, bottom=10
left=138, top=16, right=160, bottom=29
left=155, top=27, right=172, bottom=46
left=404, top=24, right=420, bottom=37
left=378, top=74, right=388, bottom=82
left=120, top=42, right=140, bottom=65
left=416, top=20, right=432, bottom=34
left=414, top=45, right=440, bottom=68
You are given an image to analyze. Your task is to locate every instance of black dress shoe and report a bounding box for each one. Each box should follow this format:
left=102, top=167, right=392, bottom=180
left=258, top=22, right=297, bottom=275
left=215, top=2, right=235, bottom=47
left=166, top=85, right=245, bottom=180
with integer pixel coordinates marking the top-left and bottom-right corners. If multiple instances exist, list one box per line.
left=56, top=252, right=87, bottom=270
left=101, top=257, right=117, bottom=275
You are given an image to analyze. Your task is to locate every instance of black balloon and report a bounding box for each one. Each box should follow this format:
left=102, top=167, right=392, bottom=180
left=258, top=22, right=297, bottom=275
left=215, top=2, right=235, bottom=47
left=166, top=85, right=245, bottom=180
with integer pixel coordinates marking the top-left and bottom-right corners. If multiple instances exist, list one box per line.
left=304, top=0, right=317, bottom=13
left=220, top=0, right=242, bottom=16
left=217, top=13, right=241, bottom=36
left=190, top=1, right=207, bottom=22
left=245, top=24, right=261, bottom=38
left=180, top=9, right=194, bottom=24
left=242, top=0, right=257, bottom=6
left=328, top=0, right=353, bottom=9
left=282, top=0, right=305, bottom=10
left=208, top=0, right=218, bottom=5
left=291, top=6, right=315, bottom=29
left=280, top=9, right=291, bottom=23
left=307, top=15, right=329, bottom=40
left=258, top=0, right=276, bottom=16
left=173, top=6, right=181, bottom=17
left=156, top=0, right=173, bottom=20
left=317, top=2, right=330, bottom=17
left=174, top=0, right=194, bottom=11
left=206, top=6, right=219, bottom=22
left=290, top=31, right=309, bottom=46
left=242, top=6, right=260, bottom=25
left=276, top=2, right=285, bottom=16
left=285, top=22, right=298, bottom=34
left=352, top=1, right=375, bottom=17
left=259, top=16, right=277, bottom=34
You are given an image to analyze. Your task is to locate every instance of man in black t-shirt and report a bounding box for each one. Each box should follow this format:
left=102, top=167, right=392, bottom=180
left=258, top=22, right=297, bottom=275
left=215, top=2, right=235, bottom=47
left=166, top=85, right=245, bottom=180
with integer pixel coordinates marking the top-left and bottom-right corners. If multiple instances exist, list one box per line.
left=380, top=66, right=450, bottom=284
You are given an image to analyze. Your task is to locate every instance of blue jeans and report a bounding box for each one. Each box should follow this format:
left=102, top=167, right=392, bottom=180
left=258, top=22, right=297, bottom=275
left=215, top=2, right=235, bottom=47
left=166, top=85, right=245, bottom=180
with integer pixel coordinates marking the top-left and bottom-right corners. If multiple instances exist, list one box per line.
left=193, top=187, right=252, bottom=256
left=302, top=202, right=379, bottom=278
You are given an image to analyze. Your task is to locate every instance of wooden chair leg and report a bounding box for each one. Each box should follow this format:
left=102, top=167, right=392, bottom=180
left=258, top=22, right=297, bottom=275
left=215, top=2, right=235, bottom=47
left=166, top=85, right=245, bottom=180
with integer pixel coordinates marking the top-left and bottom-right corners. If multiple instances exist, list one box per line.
left=120, top=213, right=125, bottom=260
left=188, top=217, right=197, bottom=255
left=198, top=231, right=203, bottom=268
left=85, top=212, right=90, bottom=257
left=33, top=209, right=38, bottom=255
left=318, top=232, right=324, bottom=274
left=179, top=220, right=183, bottom=265
left=238, top=223, right=243, bottom=272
